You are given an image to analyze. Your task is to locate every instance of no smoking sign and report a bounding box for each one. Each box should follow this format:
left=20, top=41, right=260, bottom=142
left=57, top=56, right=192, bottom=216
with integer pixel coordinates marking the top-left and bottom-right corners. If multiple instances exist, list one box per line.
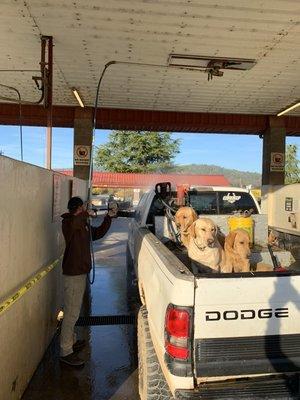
left=74, top=145, right=91, bottom=166
left=270, top=152, right=285, bottom=172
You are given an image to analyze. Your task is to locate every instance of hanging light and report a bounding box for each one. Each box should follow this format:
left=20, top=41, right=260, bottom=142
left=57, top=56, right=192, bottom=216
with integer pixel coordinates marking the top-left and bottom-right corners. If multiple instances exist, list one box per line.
left=277, top=102, right=300, bottom=117
left=72, top=88, right=84, bottom=107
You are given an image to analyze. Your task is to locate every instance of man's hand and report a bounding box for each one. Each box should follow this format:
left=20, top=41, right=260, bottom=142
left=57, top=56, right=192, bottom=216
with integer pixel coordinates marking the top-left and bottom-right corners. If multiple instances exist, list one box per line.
left=88, top=209, right=97, bottom=217
left=83, top=201, right=93, bottom=211
left=108, top=209, right=118, bottom=218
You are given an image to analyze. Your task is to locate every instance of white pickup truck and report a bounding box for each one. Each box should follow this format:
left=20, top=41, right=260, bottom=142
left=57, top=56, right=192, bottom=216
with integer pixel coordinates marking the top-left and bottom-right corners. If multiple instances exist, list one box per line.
left=126, top=184, right=300, bottom=400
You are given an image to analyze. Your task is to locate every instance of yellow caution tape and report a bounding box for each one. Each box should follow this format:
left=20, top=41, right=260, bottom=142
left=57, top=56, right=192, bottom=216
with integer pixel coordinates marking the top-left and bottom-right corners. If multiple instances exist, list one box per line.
left=0, top=257, right=62, bottom=317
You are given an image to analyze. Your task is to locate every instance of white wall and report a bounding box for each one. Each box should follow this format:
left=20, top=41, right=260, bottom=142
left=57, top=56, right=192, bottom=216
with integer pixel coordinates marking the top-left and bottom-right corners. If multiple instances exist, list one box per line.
left=0, top=156, right=87, bottom=400
left=262, top=184, right=300, bottom=236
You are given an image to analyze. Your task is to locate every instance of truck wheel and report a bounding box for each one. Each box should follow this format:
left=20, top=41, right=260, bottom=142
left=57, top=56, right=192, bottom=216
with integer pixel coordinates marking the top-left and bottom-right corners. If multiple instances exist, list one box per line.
left=138, top=306, right=174, bottom=400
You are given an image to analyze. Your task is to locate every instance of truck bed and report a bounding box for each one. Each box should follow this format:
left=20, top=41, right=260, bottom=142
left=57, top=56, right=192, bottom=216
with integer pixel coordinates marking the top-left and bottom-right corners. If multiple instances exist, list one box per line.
left=154, top=215, right=300, bottom=274
left=164, top=239, right=300, bottom=276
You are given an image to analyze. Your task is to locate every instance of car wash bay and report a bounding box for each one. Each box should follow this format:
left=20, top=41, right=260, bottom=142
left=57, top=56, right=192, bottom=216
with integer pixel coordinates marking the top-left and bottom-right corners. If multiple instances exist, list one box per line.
left=22, top=214, right=139, bottom=400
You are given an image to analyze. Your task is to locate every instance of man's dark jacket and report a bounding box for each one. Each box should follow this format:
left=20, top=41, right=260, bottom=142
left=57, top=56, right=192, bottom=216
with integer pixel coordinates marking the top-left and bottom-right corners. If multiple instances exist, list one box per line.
left=61, top=211, right=111, bottom=275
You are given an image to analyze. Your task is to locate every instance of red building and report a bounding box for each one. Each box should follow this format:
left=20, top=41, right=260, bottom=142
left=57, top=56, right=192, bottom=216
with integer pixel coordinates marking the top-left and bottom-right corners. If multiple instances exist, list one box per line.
left=60, top=170, right=230, bottom=188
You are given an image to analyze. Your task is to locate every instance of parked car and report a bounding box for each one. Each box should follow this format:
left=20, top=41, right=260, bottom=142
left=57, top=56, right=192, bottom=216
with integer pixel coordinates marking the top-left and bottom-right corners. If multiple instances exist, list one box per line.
left=91, top=194, right=109, bottom=209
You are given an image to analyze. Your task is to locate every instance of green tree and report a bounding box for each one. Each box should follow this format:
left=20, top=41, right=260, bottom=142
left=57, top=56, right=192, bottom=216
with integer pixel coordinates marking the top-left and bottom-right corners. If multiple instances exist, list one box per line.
left=94, top=131, right=180, bottom=173
left=285, top=144, right=300, bottom=184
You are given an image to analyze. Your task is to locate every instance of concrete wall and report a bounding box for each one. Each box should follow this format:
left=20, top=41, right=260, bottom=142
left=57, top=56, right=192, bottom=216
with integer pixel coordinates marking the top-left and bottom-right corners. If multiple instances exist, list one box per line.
left=262, top=184, right=300, bottom=236
left=0, top=156, right=87, bottom=400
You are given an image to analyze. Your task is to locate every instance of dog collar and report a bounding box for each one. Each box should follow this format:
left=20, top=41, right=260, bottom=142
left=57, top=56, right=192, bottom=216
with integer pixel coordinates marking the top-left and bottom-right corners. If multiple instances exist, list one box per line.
left=193, top=239, right=206, bottom=251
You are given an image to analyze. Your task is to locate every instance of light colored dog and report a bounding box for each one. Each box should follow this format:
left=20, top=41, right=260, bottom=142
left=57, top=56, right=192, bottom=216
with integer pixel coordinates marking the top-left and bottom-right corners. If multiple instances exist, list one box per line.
left=223, top=229, right=251, bottom=273
left=174, top=206, right=198, bottom=248
left=188, top=218, right=223, bottom=273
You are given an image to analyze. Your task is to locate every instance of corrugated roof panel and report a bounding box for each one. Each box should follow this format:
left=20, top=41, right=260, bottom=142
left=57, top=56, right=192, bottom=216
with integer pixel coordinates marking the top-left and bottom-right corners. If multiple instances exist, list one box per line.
left=59, top=170, right=230, bottom=188
left=0, top=0, right=299, bottom=115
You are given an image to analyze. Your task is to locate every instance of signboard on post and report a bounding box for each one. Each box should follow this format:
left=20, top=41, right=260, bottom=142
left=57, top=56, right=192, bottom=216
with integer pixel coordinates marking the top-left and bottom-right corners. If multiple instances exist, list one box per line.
left=270, top=152, right=285, bottom=172
left=74, top=145, right=91, bottom=166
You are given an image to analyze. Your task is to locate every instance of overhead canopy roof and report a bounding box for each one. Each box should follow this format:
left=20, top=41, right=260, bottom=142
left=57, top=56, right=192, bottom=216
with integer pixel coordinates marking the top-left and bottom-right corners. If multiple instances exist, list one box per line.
left=0, top=0, right=299, bottom=119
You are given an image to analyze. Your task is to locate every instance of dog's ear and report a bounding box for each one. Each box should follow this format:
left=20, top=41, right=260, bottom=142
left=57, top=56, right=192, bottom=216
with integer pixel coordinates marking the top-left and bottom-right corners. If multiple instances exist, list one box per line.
left=189, top=221, right=197, bottom=238
left=225, top=231, right=237, bottom=251
left=191, top=208, right=198, bottom=222
left=217, top=229, right=226, bottom=249
left=212, top=223, right=218, bottom=237
left=174, top=208, right=182, bottom=226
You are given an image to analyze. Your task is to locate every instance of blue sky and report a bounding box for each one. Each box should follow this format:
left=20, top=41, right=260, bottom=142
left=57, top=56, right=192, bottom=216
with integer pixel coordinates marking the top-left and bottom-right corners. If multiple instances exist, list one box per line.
left=1, top=126, right=299, bottom=173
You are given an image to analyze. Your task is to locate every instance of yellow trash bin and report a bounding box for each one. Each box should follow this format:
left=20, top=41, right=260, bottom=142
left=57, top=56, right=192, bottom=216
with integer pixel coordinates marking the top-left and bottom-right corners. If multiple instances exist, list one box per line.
left=228, top=216, right=254, bottom=246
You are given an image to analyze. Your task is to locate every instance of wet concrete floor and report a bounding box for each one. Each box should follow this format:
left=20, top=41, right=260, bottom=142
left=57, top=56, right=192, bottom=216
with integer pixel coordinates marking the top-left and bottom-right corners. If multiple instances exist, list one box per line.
left=22, top=217, right=139, bottom=400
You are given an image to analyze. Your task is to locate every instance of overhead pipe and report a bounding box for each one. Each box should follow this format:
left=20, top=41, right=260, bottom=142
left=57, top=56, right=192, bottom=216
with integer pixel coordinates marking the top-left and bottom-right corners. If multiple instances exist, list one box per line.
left=0, top=36, right=53, bottom=165
left=0, top=35, right=54, bottom=105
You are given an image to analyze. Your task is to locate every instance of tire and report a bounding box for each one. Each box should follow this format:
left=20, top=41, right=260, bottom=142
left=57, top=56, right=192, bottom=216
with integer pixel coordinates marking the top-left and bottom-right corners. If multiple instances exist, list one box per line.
left=138, top=306, right=174, bottom=400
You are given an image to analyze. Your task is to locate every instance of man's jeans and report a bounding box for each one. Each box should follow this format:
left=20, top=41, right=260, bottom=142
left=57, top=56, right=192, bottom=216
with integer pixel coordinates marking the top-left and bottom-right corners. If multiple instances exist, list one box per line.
left=60, top=274, right=86, bottom=357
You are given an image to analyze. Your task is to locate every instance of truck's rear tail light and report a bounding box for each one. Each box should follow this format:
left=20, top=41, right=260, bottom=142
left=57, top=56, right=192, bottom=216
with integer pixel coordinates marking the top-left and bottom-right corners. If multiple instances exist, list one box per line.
left=165, top=342, right=189, bottom=360
left=165, top=305, right=192, bottom=361
left=169, top=335, right=188, bottom=347
left=165, top=308, right=190, bottom=338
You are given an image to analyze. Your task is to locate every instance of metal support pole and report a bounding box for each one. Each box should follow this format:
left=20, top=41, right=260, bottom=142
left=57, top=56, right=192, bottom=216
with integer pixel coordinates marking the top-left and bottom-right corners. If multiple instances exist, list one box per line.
left=43, top=36, right=53, bottom=169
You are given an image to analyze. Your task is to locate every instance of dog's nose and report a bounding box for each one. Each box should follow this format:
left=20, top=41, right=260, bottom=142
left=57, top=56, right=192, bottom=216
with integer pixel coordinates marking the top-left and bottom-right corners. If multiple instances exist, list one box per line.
left=207, top=238, right=214, bottom=245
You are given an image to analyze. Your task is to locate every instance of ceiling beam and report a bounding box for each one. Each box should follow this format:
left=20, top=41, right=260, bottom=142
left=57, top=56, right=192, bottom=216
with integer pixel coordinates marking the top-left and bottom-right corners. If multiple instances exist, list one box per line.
left=0, top=103, right=300, bottom=135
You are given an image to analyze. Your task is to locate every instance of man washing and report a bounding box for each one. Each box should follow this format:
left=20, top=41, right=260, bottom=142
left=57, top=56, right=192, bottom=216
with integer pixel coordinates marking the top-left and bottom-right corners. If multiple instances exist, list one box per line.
left=60, top=196, right=117, bottom=366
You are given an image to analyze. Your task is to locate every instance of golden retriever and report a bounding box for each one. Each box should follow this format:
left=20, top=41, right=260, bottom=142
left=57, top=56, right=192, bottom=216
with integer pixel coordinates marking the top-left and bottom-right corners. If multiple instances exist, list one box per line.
left=223, top=229, right=251, bottom=273
left=174, top=206, right=198, bottom=248
left=187, top=218, right=223, bottom=273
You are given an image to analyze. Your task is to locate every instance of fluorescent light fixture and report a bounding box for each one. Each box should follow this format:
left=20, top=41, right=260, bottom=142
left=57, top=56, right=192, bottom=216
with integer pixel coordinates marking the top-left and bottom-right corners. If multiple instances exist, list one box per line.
left=277, top=102, right=300, bottom=117
left=72, top=88, right=84, bottom=107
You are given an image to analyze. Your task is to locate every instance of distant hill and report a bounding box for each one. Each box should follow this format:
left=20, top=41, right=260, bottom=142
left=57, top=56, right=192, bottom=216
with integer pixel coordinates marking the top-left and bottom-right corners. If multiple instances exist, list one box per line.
left=167, top=164, right=261, bottom=187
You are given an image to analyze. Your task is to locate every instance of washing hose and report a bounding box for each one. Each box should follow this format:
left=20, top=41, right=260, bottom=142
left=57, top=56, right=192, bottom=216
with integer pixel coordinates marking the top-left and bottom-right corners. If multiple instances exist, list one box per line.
left=87, top=59, right=186, bottom=283
left=87, top=62, right=116, bottom=284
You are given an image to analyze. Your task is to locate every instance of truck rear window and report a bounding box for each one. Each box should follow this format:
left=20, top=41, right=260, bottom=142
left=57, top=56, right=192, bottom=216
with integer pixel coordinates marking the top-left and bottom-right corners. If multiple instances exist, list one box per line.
left=189, top=191, right=258, bottom=215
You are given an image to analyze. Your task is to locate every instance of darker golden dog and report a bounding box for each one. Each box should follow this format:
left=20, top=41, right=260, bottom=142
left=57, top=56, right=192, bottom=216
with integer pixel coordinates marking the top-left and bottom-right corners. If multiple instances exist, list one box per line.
left=174, top=206, right=198, bottom=248
left=223, top=229, right=251, bottom=273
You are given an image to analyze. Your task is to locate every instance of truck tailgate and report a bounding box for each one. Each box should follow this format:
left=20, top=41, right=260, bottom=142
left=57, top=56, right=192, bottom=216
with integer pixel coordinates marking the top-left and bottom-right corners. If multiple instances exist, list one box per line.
left=194, top=274, right=300, bottom=377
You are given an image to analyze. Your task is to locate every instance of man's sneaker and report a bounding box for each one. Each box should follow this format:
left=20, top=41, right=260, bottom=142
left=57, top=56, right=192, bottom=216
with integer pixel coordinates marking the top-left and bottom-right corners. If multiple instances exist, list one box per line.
left=60, top=352, right=85, bottom=367
left=73, top=339, right=86, bottom=353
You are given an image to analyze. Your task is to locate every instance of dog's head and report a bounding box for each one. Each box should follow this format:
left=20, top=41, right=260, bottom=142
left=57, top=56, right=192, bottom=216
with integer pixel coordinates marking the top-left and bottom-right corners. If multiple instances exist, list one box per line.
left=175, top=207, right=198, bottom=233
left=189, top=218, right=218, bottom=249
left=225, top=229, right=251, bottom=259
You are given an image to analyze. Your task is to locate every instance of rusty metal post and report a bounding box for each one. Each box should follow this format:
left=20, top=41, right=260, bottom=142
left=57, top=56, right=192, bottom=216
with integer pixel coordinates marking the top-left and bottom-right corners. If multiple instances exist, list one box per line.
left=43, top=36, right=53, bottom=169
left=262, top=116, right=286, bottom=185
left=73, top=108, right=93, bottom=180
